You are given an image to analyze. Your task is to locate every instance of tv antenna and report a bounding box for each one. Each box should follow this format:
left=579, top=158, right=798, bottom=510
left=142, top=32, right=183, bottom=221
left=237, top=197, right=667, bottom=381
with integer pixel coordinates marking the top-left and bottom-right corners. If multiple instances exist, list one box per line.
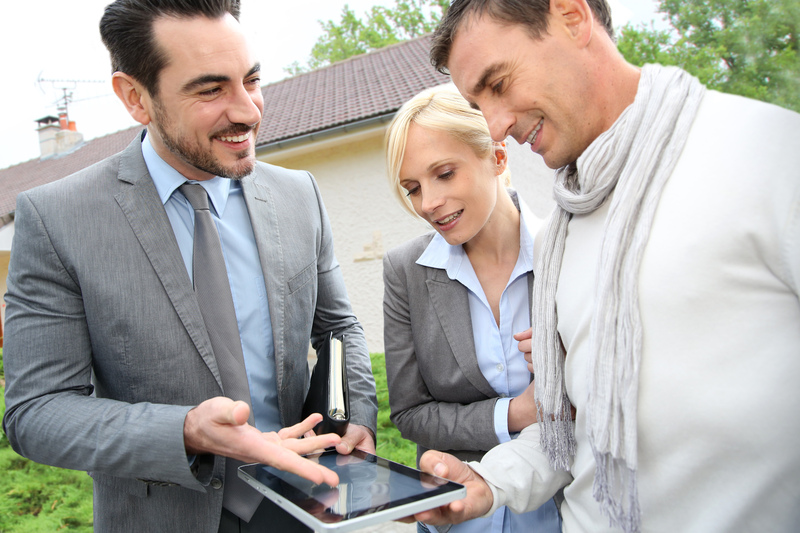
left=36, top=74, right=107, bottom=125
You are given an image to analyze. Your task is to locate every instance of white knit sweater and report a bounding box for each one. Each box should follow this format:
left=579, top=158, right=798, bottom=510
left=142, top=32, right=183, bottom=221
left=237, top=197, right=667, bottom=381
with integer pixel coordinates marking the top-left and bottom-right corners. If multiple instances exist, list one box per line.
left=470, top=90, right=800, bottom=532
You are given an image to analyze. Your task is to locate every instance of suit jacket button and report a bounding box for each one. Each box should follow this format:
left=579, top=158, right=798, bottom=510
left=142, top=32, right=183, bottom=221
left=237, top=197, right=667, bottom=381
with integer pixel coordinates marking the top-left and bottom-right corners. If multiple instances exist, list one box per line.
left=210, top=478, right=223, bottom=490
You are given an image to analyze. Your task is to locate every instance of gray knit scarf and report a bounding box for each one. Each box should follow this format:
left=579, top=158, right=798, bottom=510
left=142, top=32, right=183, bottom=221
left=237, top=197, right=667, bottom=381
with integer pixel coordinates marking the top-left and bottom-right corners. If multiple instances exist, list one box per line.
left=531, top=64, right=705, bottom=533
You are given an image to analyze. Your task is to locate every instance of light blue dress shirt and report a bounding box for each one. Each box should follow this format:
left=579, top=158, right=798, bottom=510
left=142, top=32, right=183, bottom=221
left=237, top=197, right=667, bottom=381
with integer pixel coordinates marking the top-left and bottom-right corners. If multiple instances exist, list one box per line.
left=416, top=192, right=560, bottom=533
left=141, top=134, right=281, bottom=433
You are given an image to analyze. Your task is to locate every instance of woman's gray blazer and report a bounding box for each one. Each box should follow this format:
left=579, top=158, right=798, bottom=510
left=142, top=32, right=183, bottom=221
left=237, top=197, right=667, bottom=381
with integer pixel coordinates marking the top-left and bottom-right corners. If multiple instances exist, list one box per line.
left=383, top=232, right=533, bottom=465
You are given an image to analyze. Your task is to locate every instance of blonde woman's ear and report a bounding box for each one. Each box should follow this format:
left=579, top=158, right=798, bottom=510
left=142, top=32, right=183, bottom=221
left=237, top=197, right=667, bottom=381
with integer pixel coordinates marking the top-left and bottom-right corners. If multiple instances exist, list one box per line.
left=494, top=141, right=512, bottom=186
left=494, top=141, right=508, bottom=174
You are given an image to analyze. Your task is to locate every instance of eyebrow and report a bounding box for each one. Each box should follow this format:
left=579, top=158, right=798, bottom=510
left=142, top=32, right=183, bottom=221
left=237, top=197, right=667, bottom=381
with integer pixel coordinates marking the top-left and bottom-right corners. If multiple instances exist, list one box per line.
left=181, top=62, right=261, bottom=93
left=399, top=158, right=452, bottom=184
left=426, top=159, right=450, bottom=173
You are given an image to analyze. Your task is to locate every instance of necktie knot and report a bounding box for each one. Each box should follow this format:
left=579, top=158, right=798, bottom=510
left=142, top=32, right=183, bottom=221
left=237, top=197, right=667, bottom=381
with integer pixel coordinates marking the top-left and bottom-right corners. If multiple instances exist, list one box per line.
left=179, top=182, right=211, bottom=211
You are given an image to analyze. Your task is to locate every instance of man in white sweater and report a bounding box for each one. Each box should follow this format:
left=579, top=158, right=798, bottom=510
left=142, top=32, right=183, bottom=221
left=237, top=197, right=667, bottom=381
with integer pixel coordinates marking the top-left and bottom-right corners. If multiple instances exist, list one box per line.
left=410, top=0, right=800, bottom=532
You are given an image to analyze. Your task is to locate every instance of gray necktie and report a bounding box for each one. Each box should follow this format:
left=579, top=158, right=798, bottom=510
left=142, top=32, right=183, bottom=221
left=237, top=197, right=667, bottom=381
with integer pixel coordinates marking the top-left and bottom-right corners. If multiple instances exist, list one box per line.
left=180, top=183, right=262, bottom=521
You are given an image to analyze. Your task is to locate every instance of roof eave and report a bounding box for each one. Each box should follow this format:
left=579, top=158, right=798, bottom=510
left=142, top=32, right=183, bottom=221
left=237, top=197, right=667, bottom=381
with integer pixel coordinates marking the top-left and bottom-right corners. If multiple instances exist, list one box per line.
left=256, top=113, right=396, bottom=157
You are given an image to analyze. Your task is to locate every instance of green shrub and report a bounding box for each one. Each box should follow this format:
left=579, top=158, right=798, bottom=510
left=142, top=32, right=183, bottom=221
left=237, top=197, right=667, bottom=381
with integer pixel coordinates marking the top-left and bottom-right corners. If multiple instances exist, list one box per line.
left=0, top=386, right=95, bottom=532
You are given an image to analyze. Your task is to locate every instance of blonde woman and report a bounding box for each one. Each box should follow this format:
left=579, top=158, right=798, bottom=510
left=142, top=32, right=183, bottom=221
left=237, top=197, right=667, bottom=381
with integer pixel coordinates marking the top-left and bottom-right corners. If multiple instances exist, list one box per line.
left=382, top=85, right=560, bottom=533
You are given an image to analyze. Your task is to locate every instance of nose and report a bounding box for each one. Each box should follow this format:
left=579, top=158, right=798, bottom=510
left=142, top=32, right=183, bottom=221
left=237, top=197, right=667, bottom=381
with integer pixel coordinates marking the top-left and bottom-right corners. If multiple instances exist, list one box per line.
left=419, top=183, right=445, bottom=215
left=482, top=101, right=514, bottom=142
left=228, top=83, right=263, bottom=126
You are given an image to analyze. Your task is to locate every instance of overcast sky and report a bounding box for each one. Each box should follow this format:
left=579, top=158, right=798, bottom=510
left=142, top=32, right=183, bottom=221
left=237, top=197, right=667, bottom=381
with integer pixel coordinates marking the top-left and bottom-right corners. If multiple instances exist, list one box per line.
left=0, top=0, right=666, bottom=170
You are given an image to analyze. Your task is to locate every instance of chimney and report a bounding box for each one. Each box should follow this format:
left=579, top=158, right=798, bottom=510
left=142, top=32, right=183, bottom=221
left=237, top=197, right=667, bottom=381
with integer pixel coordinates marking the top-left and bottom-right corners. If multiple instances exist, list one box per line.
left=35, top=111, right=84, bottom=159
left=35, top=116, right=60, bottom=159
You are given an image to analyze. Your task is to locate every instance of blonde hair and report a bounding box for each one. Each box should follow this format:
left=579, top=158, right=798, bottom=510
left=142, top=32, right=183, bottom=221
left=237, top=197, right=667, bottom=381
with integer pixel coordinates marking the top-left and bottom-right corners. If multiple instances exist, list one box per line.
left=385, top=83, right=511, bottom=218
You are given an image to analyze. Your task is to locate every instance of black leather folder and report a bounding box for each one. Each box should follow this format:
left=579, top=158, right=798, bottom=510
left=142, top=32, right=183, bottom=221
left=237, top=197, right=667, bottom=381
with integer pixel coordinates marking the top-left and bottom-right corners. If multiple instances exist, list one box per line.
left=302, top=332, right=350, bottom=436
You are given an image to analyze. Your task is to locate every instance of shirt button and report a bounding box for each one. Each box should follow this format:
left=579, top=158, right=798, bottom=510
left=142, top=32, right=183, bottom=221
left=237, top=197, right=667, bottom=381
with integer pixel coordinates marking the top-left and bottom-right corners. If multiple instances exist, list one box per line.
left=210, top=478, right=223, bottom=490
left=500, top=394, right=508, bottom=398
left=496, top=364, right=504, bottom=372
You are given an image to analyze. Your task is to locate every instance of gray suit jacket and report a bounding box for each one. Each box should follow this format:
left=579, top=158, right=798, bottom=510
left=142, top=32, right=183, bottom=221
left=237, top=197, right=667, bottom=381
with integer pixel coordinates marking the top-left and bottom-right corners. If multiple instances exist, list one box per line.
left=383, top=231, right=533, bottom=466
left=2, top=133, right=377, bottom=532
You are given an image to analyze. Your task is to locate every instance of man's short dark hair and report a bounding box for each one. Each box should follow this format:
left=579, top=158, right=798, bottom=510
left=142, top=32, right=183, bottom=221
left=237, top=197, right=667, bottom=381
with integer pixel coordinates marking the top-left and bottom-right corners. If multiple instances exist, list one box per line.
left=431, top=0, right=614, bottom=74
left=100, top=0, right=241, bottom=96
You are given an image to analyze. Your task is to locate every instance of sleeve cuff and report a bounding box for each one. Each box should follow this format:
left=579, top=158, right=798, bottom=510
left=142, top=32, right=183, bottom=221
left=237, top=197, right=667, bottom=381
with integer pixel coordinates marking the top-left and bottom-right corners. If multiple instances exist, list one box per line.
left=467, top=424, right=573, bottom=515
left=467, top=460, right=505, bottom=517
left=492, top=397, right=512, bottom=443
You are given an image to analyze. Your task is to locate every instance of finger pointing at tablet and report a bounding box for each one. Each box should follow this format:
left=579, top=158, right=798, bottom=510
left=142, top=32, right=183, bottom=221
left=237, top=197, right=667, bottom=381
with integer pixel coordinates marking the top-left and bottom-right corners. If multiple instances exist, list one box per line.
left=184, top=397, right=341, bottom=487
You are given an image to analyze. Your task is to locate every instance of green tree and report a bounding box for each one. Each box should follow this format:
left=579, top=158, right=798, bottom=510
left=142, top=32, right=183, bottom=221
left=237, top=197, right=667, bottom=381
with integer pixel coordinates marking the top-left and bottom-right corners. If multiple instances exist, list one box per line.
left=286, top=0, right=449, bottom=75
left=617, top=0, right=800, bottom=112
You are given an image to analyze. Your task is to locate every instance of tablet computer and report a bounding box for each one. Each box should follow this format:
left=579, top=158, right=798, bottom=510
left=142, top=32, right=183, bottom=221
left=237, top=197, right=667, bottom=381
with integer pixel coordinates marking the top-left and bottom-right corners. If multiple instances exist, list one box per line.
left=239, top=448, right=466, bottom=532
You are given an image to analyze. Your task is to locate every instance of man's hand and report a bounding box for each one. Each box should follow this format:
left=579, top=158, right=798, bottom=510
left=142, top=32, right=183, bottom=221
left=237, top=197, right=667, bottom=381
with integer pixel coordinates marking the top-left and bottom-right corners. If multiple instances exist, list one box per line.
left=514, top=328, right=533, bottom=373
left=336, top=424, right=376, bottom=455
left=183, top=397, right=341, bottom=487
left=408, top=450, right=494, bottom=525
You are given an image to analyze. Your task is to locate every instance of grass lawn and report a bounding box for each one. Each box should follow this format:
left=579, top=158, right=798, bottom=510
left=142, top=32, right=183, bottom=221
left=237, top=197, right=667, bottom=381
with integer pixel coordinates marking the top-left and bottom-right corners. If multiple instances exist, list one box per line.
left=371, top=352, right=417, bottom=468
left=0, top=350, right=415, bottom=531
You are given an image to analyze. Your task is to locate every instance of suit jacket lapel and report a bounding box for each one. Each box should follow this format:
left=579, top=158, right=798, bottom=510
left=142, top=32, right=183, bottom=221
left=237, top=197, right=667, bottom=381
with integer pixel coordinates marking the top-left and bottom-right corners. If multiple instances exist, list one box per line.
left=527, top=271, right=534, bottom=383
left=527, top=271, right=534, bottom=323
left=426, top=268, right=497, bottom=398
left=240, top=171, right=287, bottom=403
left=113, top=134, right=223, bottom=389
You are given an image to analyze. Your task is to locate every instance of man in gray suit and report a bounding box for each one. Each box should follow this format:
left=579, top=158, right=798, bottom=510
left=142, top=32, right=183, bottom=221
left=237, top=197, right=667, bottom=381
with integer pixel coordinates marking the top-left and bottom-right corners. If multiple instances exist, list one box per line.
left=2, top=0, right=377, bottom=531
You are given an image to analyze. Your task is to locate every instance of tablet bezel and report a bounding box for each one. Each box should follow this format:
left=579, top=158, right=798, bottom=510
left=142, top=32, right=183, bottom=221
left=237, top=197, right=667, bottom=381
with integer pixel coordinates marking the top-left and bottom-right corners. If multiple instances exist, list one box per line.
left=238, top=448, right=466, bottom=532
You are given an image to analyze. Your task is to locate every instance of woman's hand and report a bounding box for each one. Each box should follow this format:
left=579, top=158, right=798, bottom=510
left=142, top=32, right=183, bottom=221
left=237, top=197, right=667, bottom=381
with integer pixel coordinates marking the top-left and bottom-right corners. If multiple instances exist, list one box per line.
left=507, top=380, right=538, bottom=432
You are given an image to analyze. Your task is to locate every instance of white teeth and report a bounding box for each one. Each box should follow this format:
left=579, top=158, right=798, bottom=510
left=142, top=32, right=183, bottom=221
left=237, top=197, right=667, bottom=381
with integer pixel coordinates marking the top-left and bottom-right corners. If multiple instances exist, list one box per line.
left=526, top=119, right=543, bottom=145
left=219, top=132, right=249, bottom=143
left=437, top=210, right=462, bottom=225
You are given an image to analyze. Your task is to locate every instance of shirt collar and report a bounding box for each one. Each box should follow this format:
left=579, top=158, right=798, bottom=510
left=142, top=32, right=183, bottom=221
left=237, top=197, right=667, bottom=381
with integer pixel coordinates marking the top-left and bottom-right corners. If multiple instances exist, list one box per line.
left=141, top=132, right=234, bottom=216
left=416, top=189, right=541, bottom=278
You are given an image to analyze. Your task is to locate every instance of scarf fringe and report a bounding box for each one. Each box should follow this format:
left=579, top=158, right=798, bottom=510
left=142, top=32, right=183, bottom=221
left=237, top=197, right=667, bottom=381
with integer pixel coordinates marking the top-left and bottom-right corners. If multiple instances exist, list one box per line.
left=537, top=394, right=576, bottom=471
left=593, top=452, right=641, bottom=533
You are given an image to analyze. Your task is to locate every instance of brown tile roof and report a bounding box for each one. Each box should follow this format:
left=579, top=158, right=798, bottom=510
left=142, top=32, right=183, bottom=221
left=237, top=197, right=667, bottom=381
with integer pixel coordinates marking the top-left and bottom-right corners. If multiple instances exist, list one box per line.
left=257, top=34, right=447, bottom=146
left=0, top=34, right=448, bottom=218
left=0, top=127, right=143, bottom=218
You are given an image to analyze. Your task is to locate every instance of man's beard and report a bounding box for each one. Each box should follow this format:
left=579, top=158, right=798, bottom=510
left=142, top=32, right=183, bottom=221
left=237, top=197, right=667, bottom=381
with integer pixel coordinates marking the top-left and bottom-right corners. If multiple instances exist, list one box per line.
left=152, top=98, right=258, bottom=180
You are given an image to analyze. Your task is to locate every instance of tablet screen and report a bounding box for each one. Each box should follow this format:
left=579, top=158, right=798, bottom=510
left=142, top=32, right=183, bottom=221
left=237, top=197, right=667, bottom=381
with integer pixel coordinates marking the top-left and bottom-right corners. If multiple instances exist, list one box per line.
left=239, top=448, right=465, bottom=530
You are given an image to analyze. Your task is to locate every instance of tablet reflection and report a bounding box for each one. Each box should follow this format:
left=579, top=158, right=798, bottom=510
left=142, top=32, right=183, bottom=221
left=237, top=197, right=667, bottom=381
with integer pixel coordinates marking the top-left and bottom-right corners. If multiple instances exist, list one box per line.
left=253, top=449, right=449, bottom=522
